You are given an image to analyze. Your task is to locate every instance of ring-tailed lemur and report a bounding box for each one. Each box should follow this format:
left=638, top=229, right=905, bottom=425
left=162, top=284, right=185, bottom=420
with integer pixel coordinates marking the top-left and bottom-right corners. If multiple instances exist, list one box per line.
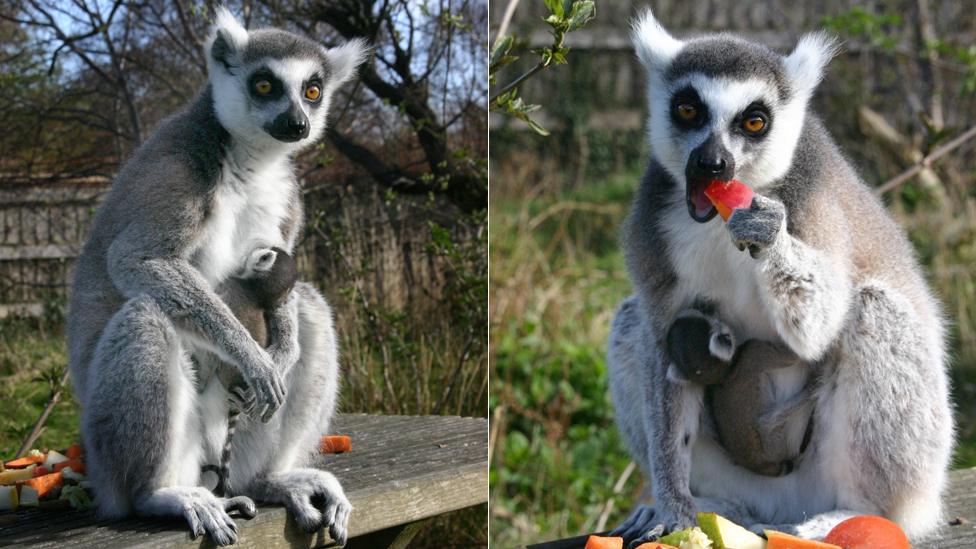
left=607, top=9, right=953, bottom=544
left=67, top=8, right=367, bottom=546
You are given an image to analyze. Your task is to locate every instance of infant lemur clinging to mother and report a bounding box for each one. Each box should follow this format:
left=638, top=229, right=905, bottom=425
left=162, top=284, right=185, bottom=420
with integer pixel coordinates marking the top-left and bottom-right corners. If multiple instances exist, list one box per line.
left=67, top=7, right=367, bottom=546
left=607, top=8, right=953, bottom=545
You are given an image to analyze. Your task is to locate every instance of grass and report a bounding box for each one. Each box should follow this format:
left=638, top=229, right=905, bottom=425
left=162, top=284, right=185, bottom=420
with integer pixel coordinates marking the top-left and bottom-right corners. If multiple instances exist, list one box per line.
left=489, top=166, right=976, bottom=547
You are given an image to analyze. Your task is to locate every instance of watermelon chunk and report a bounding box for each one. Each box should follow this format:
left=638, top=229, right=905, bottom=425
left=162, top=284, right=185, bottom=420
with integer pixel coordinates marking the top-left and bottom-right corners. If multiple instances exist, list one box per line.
left=704, top=179, right=754, bottom=221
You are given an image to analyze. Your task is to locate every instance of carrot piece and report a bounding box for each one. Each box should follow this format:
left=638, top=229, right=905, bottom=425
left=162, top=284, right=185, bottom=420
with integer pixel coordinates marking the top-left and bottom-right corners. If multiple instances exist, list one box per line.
left=584, top=535, right=623, bottom=549
left=319, top=435, right=352, bottom=454
left=66, top=443, right=83, bottom=460
left=53, top=460, right=85, bottom=475
left=23, top=471, right=63, bottom=499
left=5, top=454, right=44, bottom=468
left=765, top=530, right=841, bottom=549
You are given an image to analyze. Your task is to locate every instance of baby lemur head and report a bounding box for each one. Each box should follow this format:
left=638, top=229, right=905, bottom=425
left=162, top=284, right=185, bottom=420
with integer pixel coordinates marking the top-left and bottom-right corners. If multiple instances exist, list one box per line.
left=205, top=7, right=369, bottom=152
left=238, top=247, right=298, bottom=310
left=631, top=10, right=839, bottom=222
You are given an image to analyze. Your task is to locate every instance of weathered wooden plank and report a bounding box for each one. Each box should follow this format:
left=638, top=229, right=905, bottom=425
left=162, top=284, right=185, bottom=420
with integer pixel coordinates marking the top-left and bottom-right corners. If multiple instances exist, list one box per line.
left=0, top=244, right=79, bottom=261
left=0, top=414, right=488, bottom=548
left=528, top=467, right=976, bottom=549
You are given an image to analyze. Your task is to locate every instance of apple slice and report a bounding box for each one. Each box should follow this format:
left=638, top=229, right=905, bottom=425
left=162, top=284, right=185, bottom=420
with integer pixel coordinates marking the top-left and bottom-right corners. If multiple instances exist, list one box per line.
left=698, top=512, right=767, bottom=549
left=703, top=179, right=754, bottom=221
left=0, top=464, right=36, bottom=485
left=43, top=450, right=70, bottom=469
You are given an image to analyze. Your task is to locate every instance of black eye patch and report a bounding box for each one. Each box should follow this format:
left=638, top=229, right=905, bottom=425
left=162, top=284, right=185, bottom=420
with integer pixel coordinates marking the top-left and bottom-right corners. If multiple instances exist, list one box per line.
left=670, top=86, right=707, bottom=129
left=735, top=101, right=772, bottom=138
left=248, top=69, right=283, bottom=101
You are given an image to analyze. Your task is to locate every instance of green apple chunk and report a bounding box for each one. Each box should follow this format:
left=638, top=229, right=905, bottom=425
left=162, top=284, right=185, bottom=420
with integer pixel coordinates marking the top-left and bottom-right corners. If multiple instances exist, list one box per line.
left=697, top=512, right=767, bottom=549
left=659, top=528, right=692, bottom=546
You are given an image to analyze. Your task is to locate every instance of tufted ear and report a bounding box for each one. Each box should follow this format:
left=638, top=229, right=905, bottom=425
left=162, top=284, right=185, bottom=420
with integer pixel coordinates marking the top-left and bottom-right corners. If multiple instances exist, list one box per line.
left=206, top=6, right=248, bottom=71
left=783, top=32, right=840, bottom=101
left=325, top=38, right=371, bottom=89
left=631, top=8, right=683, bottom=73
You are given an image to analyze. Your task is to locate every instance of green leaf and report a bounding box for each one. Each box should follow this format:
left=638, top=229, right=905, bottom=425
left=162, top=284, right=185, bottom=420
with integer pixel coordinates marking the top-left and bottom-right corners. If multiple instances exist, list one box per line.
left=490, top=35, right=516, bottom=73
left=544, top=0, right=564, bottom=18
left=567, top=1, right=596, bottom=31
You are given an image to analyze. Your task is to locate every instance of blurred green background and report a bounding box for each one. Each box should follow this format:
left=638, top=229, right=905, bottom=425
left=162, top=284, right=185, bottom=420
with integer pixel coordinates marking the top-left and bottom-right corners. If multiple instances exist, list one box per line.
left=489, top=0, right=976, bottom=546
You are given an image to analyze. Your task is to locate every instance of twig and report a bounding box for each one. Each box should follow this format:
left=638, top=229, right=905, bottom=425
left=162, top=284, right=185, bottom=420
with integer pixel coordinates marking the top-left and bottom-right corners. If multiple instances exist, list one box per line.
left=875, top=125, right=976, bottom=196
left=492, top=0, right=520, bottom=45
left=488, top=404, right=505, bottom=466
left=16, top=368, right=70, bottom=458
left=593, top=461, right=637, bottom=533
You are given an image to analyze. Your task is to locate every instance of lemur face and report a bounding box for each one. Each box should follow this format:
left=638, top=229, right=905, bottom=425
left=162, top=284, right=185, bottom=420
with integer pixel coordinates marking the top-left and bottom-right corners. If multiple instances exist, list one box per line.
left=205, top=8, right=368, bottom=152
left=631, top=11, right=837, bottom=222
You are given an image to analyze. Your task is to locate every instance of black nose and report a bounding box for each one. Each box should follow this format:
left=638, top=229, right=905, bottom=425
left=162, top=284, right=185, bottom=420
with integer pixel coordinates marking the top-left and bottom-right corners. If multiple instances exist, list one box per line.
left=687, top=135, right=735, bottom=181
left=696, top=156, right=726, bottom=175
left=266, top=105, right=310, bottom=142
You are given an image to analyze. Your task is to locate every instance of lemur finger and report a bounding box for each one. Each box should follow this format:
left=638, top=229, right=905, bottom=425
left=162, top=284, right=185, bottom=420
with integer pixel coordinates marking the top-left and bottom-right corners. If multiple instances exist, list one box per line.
left=320, top=500, right=338, bottom=531
left=287, top=495, right=323, bottom=533
left=183, top=506, right=204, bottom=539
left=225, top=495, right=258, bottom=519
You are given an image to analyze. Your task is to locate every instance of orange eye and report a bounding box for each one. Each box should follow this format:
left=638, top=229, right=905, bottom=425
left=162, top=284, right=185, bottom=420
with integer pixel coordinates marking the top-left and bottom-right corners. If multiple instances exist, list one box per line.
left=676, top=103, right=697, bottom=120
left=254, top=80, right=272, bottom=94
left=743, top=115, right=766, bottom=134
left=305, top=85, right=321, bottom=101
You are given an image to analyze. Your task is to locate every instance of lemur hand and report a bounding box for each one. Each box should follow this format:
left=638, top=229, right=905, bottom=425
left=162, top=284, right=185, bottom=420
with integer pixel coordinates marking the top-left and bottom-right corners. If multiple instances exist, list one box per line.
left=238, top=346, right=286, bottom=422
left=727, top=195, right=786, bottom=258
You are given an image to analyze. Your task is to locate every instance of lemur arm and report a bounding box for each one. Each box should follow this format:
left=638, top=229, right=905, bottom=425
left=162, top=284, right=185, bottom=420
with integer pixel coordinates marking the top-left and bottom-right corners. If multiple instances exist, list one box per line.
left=640, top=323, right=701, bottom=530
left=727, top=195, right=852, bottom=362
left=106, top=221, right=286, bottom=421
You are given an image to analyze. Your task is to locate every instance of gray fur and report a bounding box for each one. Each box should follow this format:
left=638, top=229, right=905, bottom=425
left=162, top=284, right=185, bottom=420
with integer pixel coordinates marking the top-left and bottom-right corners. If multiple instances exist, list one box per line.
left=610, top=9, right=952, bottom=543
left=68, top=8, right=366, bottom=546
left=666, top=36, right=791, bottom=101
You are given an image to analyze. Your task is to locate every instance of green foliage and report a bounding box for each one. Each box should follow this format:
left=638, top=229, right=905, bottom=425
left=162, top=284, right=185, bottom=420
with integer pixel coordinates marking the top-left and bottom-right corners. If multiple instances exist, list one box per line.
left=821, top=7, right=902, bottom=51
left=489, top=1, right=596, bottom=135
left=490, top=172, right=639, bottom=545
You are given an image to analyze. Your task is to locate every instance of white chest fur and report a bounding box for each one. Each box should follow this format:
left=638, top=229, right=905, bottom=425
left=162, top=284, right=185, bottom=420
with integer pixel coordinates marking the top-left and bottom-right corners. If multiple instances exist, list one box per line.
left=662, top=206, right=779, bottom=343
left=190, top=154, right=294, bottom=286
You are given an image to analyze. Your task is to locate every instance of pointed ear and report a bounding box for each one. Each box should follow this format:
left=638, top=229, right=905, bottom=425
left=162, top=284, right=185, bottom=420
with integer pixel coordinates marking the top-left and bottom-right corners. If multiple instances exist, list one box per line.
left=784, top=32, right=839, bottom=101
left=325, top=38, right=371, bottom=88
left=631, top=9, right=683, bottom=72
left=207, top=6, right=248, bottom=71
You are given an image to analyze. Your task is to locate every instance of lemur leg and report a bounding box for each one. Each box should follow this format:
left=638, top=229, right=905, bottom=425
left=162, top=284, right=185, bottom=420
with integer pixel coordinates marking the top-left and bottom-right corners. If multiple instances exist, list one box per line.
left=822, top=282, right=952, bottom=539
left=240, top=283, right=351, bottom=544
left=609, top=297, right=738, bottom=539
left=82, top=296, right=256, bottom=546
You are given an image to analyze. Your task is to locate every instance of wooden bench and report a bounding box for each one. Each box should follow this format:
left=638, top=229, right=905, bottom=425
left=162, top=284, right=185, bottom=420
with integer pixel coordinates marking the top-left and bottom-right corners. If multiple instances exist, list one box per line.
left=0, top=414, right=487, bottom=548
left=530, top=467, right=976, bottom=549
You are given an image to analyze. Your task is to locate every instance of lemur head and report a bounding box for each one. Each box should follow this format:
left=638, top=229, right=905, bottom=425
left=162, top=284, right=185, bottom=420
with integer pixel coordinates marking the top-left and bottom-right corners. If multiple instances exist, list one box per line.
left=205, top=7, right=368, bottom=152
left=631, top=9, right=838, bottom=222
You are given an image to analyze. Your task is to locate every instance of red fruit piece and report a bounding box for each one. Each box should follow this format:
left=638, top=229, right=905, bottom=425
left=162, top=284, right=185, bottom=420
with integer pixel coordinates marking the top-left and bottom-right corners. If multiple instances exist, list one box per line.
left=704, top=179, right=754, bottom=221
left=823, top=515, right=910, bottom=549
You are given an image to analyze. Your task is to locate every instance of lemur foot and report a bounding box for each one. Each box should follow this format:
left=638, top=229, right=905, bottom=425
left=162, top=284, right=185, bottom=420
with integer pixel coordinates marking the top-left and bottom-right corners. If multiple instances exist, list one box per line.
left=274, top=469, right=352, bottom=544
left=610, top=504, right=695, bottom=547
left=136, top=487, right=256, bottom=546
left=727, top=195, right=786, bottom=258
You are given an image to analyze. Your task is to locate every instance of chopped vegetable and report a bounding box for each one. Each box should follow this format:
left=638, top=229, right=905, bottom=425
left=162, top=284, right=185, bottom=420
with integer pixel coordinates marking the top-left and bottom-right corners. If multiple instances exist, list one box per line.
left=66, top=444, right=83, bottom=460
left=60, top=467, right=86, bottom=482
left=6, top=449, right=45, bottom=469
left=0, top=464, right=36, bottom=485
left=60, top=485, right=94, bottom=510
left=0, top=485, right=18, bottom=511
left=698, top=513, right=765, bottom=549
left=24, top=471, right=64, bottom=499
left=585, top=536, right=624, bottom=549
left=765, top=530, right=840, bottom=549
left=54, top=459, right=85, bottom=475
left=42, top=450, right=70, bottom=469
left=33, top=466, right=50, bottom=477
left=319, top=435, right=352, bottom=454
